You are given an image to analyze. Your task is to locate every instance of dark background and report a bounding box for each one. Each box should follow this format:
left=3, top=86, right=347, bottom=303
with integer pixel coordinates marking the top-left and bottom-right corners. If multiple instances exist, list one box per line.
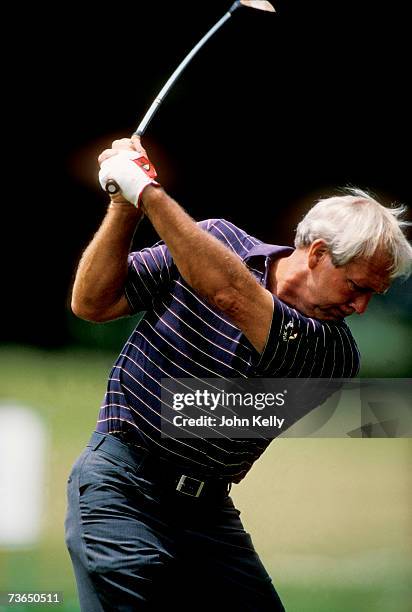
left=4, top=0, right=411, bottom=347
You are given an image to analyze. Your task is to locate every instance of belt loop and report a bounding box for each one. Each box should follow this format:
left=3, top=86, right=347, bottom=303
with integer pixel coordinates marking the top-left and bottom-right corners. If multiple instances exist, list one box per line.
left=91, top=433, right=106, bottom=451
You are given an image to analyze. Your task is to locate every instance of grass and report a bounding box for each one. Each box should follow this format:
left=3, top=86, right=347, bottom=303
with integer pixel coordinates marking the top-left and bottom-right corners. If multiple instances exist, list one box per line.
left=0, top=345, right=411, bottom=611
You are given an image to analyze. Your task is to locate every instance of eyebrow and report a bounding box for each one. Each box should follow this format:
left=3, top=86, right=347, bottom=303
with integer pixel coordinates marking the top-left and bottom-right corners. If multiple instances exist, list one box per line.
left=349, top=279, right=388, bottom=295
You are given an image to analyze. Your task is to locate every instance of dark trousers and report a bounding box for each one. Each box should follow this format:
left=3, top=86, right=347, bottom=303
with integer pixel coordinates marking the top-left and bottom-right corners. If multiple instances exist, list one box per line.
left=65, top=432, right=285, bottom=611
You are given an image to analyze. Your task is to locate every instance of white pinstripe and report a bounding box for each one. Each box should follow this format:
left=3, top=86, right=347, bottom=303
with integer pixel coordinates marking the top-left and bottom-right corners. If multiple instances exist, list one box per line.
left=98, top=415, right=256, bottom=479
left=262, top=299, right=285, bottom=372
left=175, top=280, right=243, bottom=332
left=159, top=301, right=252, bottom=366
left=115, top=357, right=256, bottom=448
left=169, top=291, right=252, bottom=352
left=151, top=305, right=251, bottom=377
left=115, top=382, right=254, bottom=469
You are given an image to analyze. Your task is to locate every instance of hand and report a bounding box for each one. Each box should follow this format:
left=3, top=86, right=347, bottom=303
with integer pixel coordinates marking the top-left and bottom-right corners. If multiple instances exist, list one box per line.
left=98, top=137, right=159, bottom=207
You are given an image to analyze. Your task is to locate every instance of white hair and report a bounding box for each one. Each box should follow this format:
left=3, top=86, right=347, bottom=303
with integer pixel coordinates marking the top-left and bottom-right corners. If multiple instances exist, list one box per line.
left=294, top=188, right=412, bottom=279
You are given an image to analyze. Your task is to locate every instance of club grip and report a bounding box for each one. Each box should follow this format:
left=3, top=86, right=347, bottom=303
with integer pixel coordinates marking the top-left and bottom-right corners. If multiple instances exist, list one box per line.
left=105, top=180, right=121, bottom=195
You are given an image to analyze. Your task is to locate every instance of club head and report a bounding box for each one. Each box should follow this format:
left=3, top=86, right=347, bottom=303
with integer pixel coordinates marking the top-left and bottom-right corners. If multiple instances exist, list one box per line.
left=239, top=0, right=275, bottom=12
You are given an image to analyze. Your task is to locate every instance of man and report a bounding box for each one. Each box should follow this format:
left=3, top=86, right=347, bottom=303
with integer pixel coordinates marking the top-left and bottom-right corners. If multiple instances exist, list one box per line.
left=65, top=136, right=412, bottom=611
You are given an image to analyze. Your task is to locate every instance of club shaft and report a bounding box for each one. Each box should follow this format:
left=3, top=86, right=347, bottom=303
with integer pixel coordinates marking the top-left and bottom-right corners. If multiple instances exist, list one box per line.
left=134, top=10, right=236, bottom=136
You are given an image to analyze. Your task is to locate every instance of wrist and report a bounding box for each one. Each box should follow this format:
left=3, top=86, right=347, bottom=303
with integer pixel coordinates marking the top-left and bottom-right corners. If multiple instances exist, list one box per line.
left=107, top=200, right=143, bottom=220
left=99, top=151, right=160, bottom=207
left=140, top=183, right=165, bottom=214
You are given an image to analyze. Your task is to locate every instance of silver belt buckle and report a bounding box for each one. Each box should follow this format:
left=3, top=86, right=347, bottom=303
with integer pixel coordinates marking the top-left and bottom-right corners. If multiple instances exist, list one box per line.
left=176, top=474, right=205, bottom=498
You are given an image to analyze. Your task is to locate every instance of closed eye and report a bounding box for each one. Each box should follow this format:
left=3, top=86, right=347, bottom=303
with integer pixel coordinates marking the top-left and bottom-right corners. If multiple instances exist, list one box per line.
left=347, top=279, right=373, bottom=294
left=347, top=280, right=390, bottom=296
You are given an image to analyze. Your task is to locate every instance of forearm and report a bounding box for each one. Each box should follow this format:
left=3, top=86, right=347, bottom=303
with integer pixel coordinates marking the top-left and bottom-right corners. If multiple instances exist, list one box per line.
left=71, top=203, right=142, bottom=319
left=141, top=186, right=256, bottom=305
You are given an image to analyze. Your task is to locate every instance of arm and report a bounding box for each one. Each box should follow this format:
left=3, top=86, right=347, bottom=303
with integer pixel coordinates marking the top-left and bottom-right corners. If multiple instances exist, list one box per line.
left=71, top=203, right=141, bottom=322
left=97, top=137, right=274, bottom=352
left=140, top=186, right=274, bottom=352
left=72, top=137, right=161, bottom=322
left=74, top=133, right=180, bottom=322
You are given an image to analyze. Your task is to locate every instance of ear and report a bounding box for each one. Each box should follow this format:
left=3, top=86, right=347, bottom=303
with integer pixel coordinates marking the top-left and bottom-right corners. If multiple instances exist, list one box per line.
left=307, top=239, right=329, bottom=270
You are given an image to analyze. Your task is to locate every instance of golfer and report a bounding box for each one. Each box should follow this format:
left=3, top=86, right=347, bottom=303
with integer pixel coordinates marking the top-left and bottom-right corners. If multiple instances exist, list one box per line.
left=65, top=136, right=412, bottom=611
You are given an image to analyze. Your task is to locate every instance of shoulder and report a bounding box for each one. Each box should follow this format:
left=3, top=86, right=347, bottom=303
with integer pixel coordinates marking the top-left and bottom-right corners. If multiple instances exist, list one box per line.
left=259, top=295, right=361, bottom=377
left=273, top=296, right=359, bottom=346
left=197, top=218, right=261, bottom=256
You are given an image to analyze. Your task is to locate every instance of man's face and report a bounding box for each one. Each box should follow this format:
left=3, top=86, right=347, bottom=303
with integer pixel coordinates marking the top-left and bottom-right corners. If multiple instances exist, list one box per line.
left=307, top=241, right=391, bottom=320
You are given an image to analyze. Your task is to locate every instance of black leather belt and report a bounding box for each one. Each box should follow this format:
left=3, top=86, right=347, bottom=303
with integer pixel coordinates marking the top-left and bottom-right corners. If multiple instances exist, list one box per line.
left=88, top=431, right=231, bottom=500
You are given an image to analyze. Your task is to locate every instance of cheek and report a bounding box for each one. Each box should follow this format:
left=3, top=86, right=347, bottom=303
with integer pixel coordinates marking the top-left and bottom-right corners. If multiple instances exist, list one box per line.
left=318, top=271, right=349, bottom=301
left=321, top=269, right=342, bottom=289
left=311, top=262, right=346, bottom=301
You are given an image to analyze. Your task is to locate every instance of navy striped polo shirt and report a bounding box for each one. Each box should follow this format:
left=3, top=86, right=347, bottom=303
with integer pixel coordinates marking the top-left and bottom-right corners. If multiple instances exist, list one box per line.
left=96, top=219, right=360, bottom=482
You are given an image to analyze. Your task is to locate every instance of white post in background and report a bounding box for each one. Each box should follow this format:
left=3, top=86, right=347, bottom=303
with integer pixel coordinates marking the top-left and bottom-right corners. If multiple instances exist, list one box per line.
left=0, top=404, right=47, bottom=548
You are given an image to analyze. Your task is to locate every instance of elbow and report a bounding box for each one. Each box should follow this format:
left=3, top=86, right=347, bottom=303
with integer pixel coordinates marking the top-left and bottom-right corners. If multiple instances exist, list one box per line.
left=71, top=297, right=103, bottom=322
left=213, top=286, right=237, bottom=310
left=212, top=286, right=245, bottom=321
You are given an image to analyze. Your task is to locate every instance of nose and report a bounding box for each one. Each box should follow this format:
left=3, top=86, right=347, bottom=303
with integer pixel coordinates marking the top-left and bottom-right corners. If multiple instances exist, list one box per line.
left=349, top=293, right=372, bottom=314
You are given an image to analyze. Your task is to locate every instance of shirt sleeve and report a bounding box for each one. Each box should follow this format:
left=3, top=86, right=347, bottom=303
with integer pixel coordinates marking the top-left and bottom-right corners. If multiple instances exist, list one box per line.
left=254, top=294, right=289, bottom=373
left=197, top=218, right=258, bottom=258
left=253, top=295, right=357, bottom=434
left=124, top=242, right=175, bottom=313
left=255, top=294, right=360, bottom=379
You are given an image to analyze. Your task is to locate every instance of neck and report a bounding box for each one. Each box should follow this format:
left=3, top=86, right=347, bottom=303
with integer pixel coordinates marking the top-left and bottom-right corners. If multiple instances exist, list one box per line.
left=268, top=249, right=310, bottom=312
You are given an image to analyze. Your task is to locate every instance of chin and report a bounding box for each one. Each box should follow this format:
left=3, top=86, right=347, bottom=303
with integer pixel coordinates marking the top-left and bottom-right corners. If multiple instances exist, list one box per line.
left=314, top=307, right=344, bottom=321
left=318, top=313, right=339, bottom=321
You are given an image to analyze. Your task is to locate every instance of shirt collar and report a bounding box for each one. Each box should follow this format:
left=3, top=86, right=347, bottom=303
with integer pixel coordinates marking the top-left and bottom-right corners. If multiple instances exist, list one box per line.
left=244, top=242, right=294, bottom=272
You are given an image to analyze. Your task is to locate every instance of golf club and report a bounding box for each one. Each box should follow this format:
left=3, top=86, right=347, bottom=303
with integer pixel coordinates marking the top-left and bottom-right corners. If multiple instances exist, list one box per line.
left=105, top=0, right=275, bottom=195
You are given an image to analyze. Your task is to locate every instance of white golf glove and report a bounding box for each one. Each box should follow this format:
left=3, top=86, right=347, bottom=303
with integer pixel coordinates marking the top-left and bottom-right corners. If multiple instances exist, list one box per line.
left=99, top=150, right=160, bottom=207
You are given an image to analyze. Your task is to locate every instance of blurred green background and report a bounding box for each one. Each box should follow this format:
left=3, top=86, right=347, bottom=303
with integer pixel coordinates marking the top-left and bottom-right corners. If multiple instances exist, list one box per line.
left=3, top=0, right=411, bottom=608
left=0, top=295, right=411, bottom=612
